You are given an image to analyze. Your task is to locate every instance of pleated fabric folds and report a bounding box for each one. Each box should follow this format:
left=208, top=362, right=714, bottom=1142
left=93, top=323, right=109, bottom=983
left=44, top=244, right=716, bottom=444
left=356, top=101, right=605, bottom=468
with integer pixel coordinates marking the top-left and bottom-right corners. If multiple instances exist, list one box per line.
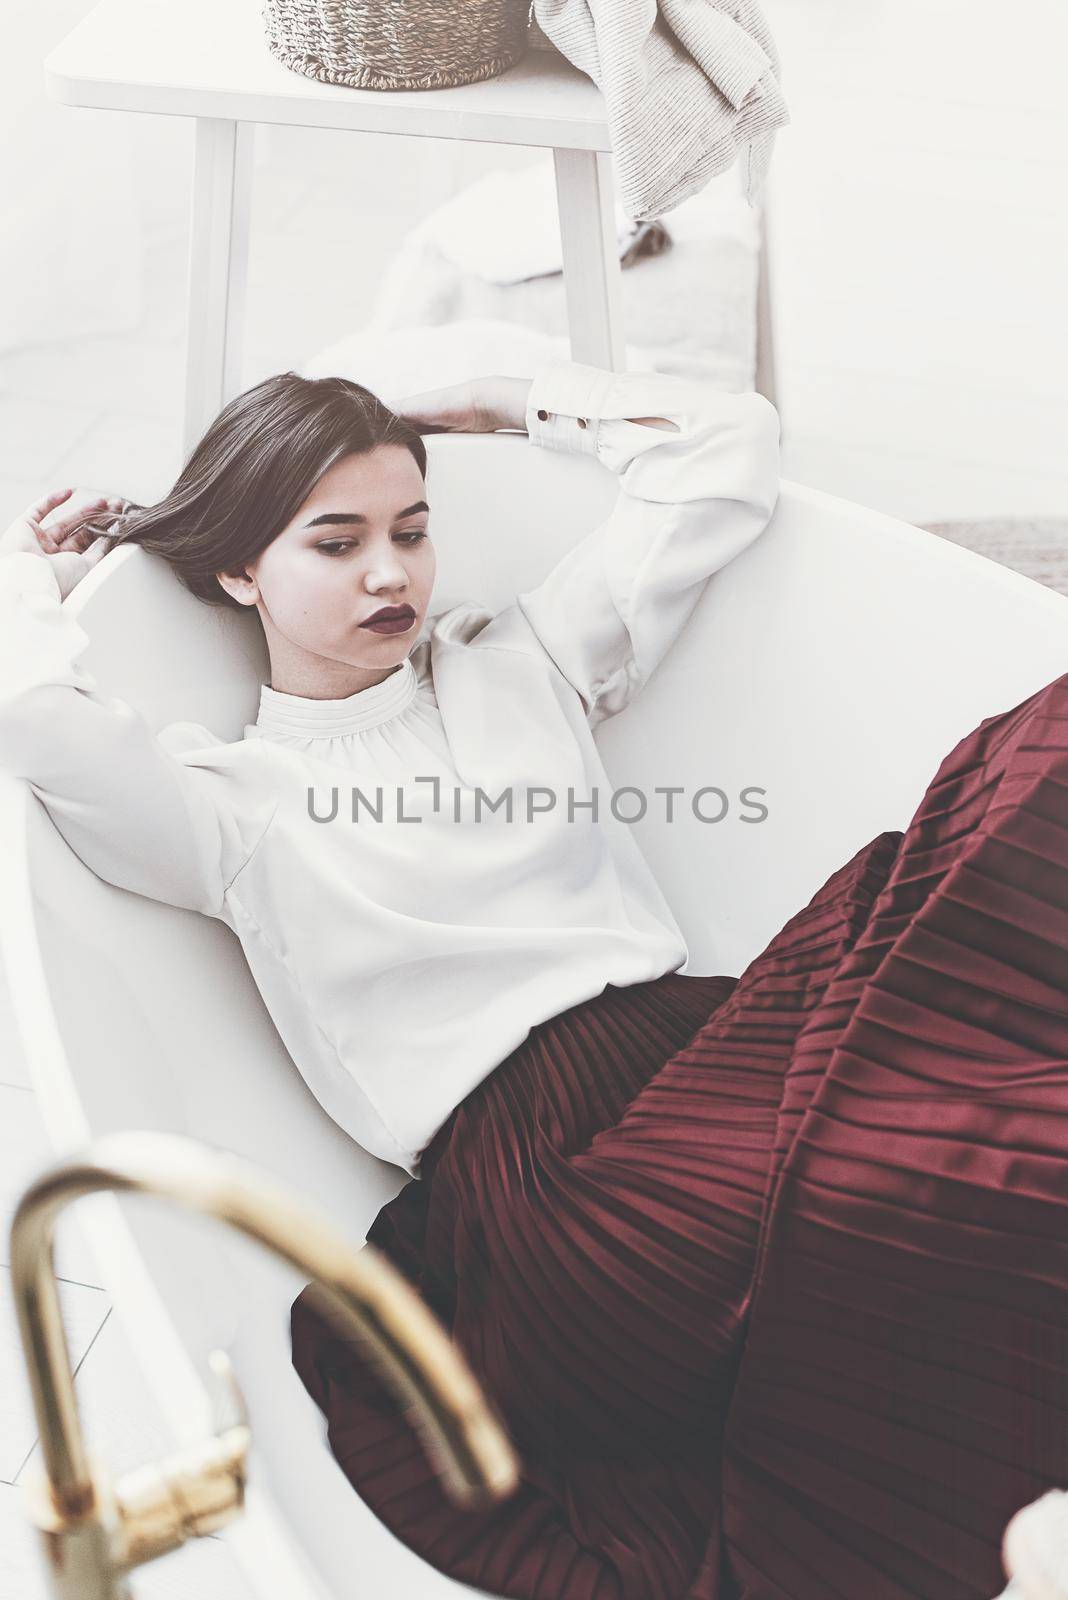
left=290, top=672, right=1068, bottom=1599
left=719, top=674, right=1068, bottom=1600
left=290, top=834, right=898, bottom=1597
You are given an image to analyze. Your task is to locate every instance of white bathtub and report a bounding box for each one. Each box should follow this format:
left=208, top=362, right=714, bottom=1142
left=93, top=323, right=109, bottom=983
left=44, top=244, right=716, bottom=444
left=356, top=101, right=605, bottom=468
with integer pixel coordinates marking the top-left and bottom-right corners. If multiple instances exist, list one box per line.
left=4, top=434, right=1067, bottom=1598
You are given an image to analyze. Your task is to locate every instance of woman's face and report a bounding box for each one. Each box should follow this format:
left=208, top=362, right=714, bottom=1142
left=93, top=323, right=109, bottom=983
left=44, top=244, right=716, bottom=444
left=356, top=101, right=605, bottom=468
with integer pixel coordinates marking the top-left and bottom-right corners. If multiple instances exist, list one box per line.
left=219, top=444, right=436, bottom=684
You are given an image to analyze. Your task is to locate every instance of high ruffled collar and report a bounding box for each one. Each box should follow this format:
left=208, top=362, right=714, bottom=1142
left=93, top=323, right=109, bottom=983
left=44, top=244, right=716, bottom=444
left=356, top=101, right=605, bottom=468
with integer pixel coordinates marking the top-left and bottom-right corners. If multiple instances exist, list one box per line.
left=255, top=657, right=419, bottom=738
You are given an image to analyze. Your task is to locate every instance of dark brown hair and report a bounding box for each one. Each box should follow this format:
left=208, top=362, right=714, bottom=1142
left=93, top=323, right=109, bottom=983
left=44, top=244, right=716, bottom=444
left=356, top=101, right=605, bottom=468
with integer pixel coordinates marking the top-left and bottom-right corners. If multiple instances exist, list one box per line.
left=94, top=372, right=428, bottom=613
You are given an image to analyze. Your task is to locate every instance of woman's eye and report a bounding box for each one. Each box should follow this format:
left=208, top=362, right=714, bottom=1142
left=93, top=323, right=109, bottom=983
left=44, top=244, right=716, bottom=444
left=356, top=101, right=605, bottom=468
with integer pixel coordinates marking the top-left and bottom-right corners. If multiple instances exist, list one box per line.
left=317, top=531, right=427, bottom=556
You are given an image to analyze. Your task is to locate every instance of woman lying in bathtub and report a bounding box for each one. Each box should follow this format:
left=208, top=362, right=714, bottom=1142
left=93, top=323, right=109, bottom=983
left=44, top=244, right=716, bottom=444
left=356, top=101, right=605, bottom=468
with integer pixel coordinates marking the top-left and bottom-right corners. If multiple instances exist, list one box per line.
left=1, top=362, right=1065, bottom=1600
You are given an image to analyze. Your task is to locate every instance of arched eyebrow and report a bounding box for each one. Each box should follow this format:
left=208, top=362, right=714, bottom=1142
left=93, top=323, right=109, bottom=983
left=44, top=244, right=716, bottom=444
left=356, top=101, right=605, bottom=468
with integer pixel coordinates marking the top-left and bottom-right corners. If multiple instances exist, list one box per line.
left=304, top=499, right=429, bottom=529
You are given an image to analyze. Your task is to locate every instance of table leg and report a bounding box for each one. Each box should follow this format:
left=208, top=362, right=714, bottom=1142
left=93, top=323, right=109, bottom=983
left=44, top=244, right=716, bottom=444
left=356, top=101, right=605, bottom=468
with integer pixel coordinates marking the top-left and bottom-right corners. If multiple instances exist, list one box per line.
left=553, top=148, right=626, bottom=373
left=184, top=119, right=254, bottom=456
left=755, top=192, right=779, bottom=416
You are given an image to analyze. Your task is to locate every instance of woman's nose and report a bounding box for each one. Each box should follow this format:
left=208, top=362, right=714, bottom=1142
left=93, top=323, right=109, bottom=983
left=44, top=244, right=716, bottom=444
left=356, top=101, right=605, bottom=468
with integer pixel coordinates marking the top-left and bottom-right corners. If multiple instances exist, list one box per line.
left=366, top=552, right=409, bottom=591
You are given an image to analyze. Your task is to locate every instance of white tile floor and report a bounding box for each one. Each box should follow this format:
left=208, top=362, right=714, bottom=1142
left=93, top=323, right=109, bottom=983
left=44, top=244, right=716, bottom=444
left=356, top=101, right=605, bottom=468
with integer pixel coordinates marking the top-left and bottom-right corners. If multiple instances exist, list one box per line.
left=1, top=4, right=1066, bottom=1593
left=0, top=963, right=256, bottom=1597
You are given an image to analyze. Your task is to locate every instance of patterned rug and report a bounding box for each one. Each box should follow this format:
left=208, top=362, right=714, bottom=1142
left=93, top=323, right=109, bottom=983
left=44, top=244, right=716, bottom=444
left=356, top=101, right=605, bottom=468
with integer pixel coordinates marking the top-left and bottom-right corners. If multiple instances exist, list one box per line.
left=920, top=518, right=1068, bottom=598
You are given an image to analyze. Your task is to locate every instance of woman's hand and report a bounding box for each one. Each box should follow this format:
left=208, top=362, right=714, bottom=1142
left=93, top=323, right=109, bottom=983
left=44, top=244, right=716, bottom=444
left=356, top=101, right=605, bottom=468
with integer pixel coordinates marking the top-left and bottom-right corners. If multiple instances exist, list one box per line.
left=394, top=375, right=533, bottom=436
left=394, top=374, right=678, bottom=436
left=0, top=489, right=125, bottom=601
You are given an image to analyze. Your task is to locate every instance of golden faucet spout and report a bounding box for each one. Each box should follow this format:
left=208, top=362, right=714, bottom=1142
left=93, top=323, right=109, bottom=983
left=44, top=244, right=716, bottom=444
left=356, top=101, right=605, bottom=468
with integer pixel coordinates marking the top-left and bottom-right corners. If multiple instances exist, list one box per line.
left=9, top=1131, right=521, bottom=1600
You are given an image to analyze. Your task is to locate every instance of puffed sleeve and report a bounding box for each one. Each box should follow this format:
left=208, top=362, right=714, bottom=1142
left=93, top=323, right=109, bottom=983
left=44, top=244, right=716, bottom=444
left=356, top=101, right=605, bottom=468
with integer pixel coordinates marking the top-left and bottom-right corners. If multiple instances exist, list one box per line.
left=0, top=551, right=274, bottom=915
left=515, top=359, right=781, bottom=728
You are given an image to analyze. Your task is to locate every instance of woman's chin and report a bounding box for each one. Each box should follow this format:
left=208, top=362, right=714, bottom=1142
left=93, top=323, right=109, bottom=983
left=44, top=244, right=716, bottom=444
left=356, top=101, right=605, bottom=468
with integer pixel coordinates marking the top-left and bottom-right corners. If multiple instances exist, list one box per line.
left=354, top=618, right=420, bottom=650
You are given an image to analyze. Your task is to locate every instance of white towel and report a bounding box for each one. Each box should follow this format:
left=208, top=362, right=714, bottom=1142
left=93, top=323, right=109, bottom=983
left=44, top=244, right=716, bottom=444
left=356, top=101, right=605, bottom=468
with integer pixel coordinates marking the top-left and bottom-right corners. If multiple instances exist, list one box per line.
left=354, top=167, right=762, bottom=393
left=532, top=0, right=790, bottom=218
left=418, top=160, right=671, bottom=285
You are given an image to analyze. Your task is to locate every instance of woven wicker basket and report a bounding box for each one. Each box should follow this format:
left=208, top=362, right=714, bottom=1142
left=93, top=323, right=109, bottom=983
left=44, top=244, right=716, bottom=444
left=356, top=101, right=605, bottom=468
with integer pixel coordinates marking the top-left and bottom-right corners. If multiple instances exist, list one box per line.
left=263, top=0, right=534, bottom=91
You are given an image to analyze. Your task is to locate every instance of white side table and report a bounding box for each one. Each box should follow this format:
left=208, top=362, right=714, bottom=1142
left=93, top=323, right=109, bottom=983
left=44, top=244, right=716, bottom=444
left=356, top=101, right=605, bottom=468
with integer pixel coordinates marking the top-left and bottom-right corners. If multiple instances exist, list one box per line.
left=43, top=0, right=625, bottom=452
left=46, top=0, right=776, bottom=452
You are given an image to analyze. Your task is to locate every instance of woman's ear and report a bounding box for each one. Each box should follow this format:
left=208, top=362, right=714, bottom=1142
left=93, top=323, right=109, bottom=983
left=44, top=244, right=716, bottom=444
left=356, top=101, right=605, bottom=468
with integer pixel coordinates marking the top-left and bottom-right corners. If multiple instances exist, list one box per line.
left=215, top=565, right=260, bottom=607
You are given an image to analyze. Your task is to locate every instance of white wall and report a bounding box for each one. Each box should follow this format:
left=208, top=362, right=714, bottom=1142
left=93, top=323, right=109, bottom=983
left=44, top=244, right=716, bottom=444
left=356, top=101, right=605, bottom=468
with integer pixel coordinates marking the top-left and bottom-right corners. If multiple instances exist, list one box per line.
left=763, top=0, right=1068, bottom=522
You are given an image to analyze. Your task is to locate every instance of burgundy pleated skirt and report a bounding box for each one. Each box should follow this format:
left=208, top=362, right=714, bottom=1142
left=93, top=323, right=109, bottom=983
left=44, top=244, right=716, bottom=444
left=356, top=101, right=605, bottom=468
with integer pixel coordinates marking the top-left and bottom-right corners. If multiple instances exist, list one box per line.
left=290, top=673, right=1068, bottom=1600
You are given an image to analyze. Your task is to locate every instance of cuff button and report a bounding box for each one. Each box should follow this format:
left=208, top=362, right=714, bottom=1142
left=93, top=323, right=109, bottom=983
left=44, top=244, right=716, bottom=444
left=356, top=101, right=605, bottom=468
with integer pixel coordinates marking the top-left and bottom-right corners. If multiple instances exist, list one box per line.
left=537, top=409, right=549, bottom=422
left=577, top=417, right=587, bottom=429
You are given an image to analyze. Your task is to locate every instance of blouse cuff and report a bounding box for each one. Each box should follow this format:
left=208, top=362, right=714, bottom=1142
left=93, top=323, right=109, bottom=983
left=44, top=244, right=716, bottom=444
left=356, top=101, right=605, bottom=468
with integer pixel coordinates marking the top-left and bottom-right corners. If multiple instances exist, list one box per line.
left=525, top=360, right=621, bottom=459
left=1, top=550, right=63, bottom=600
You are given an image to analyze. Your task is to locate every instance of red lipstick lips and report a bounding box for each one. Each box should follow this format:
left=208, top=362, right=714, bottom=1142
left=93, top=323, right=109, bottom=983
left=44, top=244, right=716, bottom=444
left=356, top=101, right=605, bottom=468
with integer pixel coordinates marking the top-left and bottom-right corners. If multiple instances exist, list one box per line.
left=360, top=604, right=416, bottom=635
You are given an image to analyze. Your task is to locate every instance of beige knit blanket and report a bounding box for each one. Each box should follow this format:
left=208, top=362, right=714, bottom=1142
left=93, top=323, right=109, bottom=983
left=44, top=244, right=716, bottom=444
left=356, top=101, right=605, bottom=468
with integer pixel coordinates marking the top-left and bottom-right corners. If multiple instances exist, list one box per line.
left=531, top=0, right=790, bottom=218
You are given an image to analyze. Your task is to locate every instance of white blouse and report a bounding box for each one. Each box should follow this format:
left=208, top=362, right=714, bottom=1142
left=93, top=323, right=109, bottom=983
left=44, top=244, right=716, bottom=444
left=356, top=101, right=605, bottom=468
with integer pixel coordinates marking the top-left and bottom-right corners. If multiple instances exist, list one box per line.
left=0, top=360, right=781, bottom=1177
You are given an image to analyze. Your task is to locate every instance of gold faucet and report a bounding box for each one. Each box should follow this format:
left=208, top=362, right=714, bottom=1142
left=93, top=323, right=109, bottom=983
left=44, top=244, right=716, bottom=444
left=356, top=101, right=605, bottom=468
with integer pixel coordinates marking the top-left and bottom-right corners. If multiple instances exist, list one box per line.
left=9, top=1130, right=522, bottom=1600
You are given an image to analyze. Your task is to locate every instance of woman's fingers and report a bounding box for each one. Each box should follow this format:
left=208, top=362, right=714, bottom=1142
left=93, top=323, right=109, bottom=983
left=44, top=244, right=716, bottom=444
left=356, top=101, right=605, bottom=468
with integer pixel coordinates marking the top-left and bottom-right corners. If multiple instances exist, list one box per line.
left=394, top=379, right=480, bottom=433
left=24, top=488, right=74, bottom=525
left=396, top=375, right=530, bottom=434
left=42, top=495, right=113, bottom=551
left=55, top=515, right=103, bottom=549
left=57, top=528, right=96, bottom=552
left=14, top=487, right=118, bottom=549
left=84, top=536, right=112, bottom=563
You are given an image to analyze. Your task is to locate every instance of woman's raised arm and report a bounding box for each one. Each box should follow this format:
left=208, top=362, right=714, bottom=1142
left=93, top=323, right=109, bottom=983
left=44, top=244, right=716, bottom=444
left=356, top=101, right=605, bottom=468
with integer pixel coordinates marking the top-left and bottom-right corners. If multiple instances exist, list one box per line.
left=0, top=492, right=274, bottom=915
left=511, top=360, right=781, bottom=728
